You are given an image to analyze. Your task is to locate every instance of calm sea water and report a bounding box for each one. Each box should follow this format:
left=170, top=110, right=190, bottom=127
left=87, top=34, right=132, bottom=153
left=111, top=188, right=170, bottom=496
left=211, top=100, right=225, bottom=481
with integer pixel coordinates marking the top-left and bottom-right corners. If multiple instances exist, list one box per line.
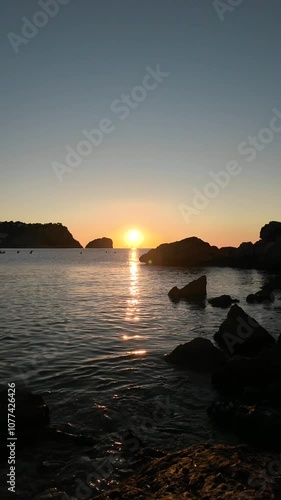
left=0, top=249, right=280, bottom=498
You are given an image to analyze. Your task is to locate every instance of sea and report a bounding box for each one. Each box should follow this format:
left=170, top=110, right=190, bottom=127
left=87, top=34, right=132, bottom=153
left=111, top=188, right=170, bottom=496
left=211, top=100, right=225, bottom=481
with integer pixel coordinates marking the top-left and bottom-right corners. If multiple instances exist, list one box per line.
left=0, top=248, right=280, bottom=499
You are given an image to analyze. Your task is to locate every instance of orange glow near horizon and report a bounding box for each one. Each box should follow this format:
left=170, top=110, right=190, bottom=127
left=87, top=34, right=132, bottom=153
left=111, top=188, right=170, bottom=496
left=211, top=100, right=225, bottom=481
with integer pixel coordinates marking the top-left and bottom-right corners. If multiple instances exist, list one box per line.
left=66, top=212, right=268, bottom=250
left=124, top=229, right=144, bottom=248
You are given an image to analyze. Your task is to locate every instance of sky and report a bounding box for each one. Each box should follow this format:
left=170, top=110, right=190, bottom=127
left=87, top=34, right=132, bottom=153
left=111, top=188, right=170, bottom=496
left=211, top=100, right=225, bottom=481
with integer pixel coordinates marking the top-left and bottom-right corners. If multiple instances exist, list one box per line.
left=1, top=0, right=281, bottom=248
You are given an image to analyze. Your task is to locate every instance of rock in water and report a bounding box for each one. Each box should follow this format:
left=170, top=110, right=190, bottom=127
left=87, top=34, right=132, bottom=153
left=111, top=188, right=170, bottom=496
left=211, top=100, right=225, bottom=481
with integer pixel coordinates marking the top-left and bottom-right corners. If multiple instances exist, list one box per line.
left=208, top=295, right=239, bottom=308
left=246, top=289, right=275, bottom=304
left=165, top=338, right=226, bottom=372
left=86, top=237, right=113, bottom=248
left=213, top=304, right=275, bottom=356
left=139, top=237, right=218, bottom=266
left=168, top=275, right=207, bottom=302
left=208, top=401, right=281, bottom=451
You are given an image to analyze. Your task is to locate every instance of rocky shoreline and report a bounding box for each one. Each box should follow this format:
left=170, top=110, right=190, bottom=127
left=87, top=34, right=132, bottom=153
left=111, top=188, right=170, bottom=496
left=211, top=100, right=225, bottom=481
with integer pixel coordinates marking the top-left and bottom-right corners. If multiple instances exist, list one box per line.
left=2, top=231, right=281, bottom=498
left=140, top=221, right=281, bottom=271
left=3, top=269, right=280, bottom=499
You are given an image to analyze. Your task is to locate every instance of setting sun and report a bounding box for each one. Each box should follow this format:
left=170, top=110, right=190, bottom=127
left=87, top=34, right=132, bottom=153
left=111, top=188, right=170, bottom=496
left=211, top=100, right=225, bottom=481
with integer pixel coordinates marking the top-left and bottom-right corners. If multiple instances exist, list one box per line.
left=124, top=229, right=144, bottom=248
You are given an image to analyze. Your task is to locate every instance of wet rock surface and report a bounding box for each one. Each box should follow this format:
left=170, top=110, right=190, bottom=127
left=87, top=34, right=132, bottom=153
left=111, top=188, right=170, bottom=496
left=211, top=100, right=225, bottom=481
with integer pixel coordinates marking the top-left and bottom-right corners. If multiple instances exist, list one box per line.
left=165, top=338, right=226, bottom=372
left=168, top=275, right=207, bottom=302
left=208, top=295, right=239, bottom=308
left=213, top=304, right=275, bottom=357
left=96, top=443, right=281, bottom=499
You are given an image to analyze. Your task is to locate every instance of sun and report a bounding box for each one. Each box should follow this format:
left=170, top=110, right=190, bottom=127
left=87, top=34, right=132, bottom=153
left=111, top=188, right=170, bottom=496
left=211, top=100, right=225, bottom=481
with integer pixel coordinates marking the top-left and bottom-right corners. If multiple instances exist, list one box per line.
left=124, top=229, right=144, bottom=248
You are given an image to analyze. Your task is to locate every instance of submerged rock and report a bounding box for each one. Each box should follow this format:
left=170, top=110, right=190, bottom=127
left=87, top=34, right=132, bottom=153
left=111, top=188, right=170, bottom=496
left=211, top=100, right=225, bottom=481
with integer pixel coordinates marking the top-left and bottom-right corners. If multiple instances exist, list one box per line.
left=96, top=443, right=281, bottom=499
left=165, top=338, right=226, bottom=372
left=213, top=304, right=275, bottom=357
left=208, top=295, right=239, bottom=308
left=168, top=275, right=207, bottom=302
left=212, top=344, right=281, bottom=402
left=208, top=401, right=281, bottom=451
left=33, top=489, right=76, bottom=499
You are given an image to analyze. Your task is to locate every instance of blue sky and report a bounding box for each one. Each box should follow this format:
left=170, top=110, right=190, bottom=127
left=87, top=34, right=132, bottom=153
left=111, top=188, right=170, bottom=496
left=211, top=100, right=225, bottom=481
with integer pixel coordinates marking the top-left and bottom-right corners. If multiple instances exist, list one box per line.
left=1, top=0, right=281, bottom=247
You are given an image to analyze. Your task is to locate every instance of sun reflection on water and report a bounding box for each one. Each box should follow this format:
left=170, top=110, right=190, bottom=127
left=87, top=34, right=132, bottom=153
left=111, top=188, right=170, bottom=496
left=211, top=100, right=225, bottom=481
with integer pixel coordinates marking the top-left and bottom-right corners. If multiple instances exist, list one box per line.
left=125, top=249, right=140, bottom=323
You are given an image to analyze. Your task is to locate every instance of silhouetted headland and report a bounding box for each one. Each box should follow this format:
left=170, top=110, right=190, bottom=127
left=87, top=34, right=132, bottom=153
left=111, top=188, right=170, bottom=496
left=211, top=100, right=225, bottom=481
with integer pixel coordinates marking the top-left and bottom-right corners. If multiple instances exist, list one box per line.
left=140, top=221, right=281, bottom=270
left=85, top=237, right=113, bottom=248
left=0, top=221, right=82, bottom=248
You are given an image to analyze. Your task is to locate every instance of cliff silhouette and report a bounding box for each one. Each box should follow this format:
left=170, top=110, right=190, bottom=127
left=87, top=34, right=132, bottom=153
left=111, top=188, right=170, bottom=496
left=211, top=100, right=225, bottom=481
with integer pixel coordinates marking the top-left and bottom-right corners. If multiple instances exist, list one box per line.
left=140, top=221, right=281, bottom=271
left=0, top=222, right=82, bottom=248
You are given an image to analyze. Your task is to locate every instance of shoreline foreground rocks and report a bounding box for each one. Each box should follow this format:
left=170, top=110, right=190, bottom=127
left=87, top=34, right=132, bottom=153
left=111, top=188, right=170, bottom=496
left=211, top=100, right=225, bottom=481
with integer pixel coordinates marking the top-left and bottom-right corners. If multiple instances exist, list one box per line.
left=96, top=443, right=281, bottom=499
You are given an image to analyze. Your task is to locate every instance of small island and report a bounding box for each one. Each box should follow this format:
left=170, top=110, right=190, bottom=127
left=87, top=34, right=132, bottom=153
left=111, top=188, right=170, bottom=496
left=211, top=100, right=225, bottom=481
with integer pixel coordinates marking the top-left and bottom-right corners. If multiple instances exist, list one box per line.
left=85, top=237, right=113, bottom=249
left=0, top=221, right=82, bottom=248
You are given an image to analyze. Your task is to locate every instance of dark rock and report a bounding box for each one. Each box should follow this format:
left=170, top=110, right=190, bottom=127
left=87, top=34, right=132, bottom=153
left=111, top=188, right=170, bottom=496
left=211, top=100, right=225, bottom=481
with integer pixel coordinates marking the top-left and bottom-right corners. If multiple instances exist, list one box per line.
left=86, top=237, right=113, bottom=249
left=246, top=289, right=275, bottom=304
left=208, top=295, right=239, bottom=308
left=168, top=275, right=207, bottom=302
left=139, top=222, right=281, bottom=271
left=233, top=242, right=255, bottom=268
left=263, top=242, right=281, bottom=270
left=260, top=221, right=281, bottom=243
left=212, top=344, right=281, bottom=402
left=262, top=274, right=281, bottom=293
left=213, top=304, right=275, bottom=357
left=213, top=246, right=237, bottom=267
left=208, top=401, right=281, bottom=451
left=165, top=338, right=226, bottom=372
left=140, top=237, right=218, bottom=266
left=96, top=443, right=281, bottom=499
left=0, top=221, right=82, bottom=248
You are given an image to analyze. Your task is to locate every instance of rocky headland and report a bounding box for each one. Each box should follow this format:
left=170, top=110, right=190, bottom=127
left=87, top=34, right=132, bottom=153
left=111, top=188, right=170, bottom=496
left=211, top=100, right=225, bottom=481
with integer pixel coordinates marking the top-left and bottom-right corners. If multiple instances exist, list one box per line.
left=140, top=221, right=281, bottom=270
left=0, top=222, right=82, bottom=248
left=85, top=237, right=113, bottom=249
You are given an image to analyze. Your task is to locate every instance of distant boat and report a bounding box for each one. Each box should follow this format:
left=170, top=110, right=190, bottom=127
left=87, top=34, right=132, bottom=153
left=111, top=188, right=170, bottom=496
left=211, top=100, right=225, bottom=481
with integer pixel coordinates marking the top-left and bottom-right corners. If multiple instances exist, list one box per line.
left=0, top=251, right=5, bottom=254
left=30, top=250, right=33, bottom=254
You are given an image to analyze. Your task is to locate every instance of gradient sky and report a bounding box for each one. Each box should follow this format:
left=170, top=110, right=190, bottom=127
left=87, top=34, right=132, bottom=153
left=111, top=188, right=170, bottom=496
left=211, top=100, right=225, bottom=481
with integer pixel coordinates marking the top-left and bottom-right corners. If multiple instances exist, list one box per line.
left=1, top=0, right=281, bottom=248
